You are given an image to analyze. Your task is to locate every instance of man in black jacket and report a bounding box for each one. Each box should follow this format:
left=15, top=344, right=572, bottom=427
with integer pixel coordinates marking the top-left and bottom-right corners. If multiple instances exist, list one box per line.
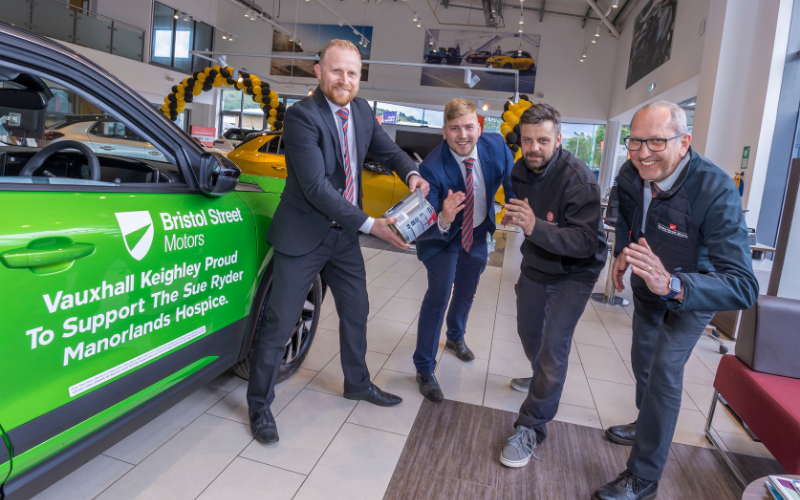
left=592, top=101, right=758, bottom=500
left=498, top=103, right=607, bottom=468
left=246, top=40, right=429, bottom=444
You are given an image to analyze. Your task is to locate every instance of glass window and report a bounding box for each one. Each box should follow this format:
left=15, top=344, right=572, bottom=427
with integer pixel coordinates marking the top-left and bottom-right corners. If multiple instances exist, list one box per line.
left=285, top=98, right=301, bottom=108
left=151, top=3, right=174, bottom=66
left=483, top=116, right=504, bottom=134
left=423, top=109, right=444, bottom=128
left=561, top=123, right=605, bottom=174
left=222, top=90, right=243, bottom=112
left=150, top=2, right=213, bottom=73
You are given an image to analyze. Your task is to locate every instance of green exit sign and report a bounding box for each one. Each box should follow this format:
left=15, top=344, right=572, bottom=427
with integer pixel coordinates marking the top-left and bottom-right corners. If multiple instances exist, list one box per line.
left=741, top=146, right=750, bottom=169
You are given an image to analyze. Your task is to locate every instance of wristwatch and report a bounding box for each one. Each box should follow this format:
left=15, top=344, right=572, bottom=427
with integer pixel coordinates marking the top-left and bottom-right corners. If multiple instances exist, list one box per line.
left=661, top=274, right=682, bottom=300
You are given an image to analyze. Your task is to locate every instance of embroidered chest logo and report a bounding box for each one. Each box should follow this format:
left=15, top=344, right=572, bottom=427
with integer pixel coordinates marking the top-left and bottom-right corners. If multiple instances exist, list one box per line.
left=658, top=223, right=688, bottom=239
left=545, top=211, right=557, bottom=226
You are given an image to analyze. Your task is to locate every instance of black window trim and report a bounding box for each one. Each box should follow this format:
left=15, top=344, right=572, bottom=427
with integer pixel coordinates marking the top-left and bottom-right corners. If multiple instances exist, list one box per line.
left=149, top=1, right=215, bottom=75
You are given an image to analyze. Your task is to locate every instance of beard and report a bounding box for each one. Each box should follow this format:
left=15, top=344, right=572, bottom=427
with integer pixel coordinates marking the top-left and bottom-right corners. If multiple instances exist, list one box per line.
left=523, top=152, right=551, bottom=174
left=320, top=75, right=358, bottom=107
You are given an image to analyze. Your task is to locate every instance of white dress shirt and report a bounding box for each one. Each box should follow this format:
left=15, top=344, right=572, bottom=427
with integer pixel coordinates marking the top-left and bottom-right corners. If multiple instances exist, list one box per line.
left=642, top=151, right=691, bottom=233
left=440, top=145, right=487, bottom=232
left=325, top=96, right=419, bottom=234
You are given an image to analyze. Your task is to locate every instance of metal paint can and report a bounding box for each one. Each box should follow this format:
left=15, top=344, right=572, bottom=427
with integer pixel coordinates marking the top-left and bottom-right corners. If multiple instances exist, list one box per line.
left=383, top=190, right=437, bottom=243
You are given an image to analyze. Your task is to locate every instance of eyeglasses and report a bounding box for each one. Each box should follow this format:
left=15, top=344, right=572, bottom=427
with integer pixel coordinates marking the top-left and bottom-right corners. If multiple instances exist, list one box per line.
left=623, top=134, right=683, bottom=152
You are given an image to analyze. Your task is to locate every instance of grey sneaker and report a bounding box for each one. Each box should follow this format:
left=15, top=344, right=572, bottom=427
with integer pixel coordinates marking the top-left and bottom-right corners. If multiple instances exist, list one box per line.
left=510, top=377, right=532, bottom=392
left=500, top=425, right=542, bottom=468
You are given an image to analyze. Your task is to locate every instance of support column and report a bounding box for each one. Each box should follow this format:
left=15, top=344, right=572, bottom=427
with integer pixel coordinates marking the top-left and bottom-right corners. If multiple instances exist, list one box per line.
left=597, top=120, right=621, bottom=199
left=691, top=0, right=793, bottom=229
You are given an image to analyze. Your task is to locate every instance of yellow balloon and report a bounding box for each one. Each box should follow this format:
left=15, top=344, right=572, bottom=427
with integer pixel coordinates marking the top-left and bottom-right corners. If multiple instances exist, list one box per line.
left=177, top=104, right=185, bottom=112
left=267, top=116, right=276, bottom=125
left=508, top=114, right=520, bottom=127
left=164, top=96, right=171, bottom=104
left=254, top=95, right=263, bottom=103
left=176, top=95, right=184, bottom=102
left=502, top=110, right=515, bottom=123
left=269, top=108, right=277, bottom=117
left=270, top=99, right=279, bottom=108
left=251, top=77, right=260, bottom=85
left=203, top=66, right=212, bottom=74
left=236, top=81, right=245, bottom=90
left=269, top=90, right=278, bottom=99
left=161, top=104, right=169, bottom=113
left=197, top=73, right=206, bottom=82
left=213, top=65, right=221, bottom=72
left=253, top=86, right=262, bottom=95
left=500, top=124, right=512, bottom=137
left=193, top=88, right=202, bottom=96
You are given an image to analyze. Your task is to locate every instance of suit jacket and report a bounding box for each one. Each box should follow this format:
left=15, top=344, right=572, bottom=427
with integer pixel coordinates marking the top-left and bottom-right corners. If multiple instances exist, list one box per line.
left=416, top=133, right=515, bottom=262
left=267, top=88, right=417, bottom=256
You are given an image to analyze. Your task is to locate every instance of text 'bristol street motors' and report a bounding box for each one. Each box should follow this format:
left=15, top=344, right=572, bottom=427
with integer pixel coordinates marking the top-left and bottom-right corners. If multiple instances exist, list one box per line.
left=160, top=207, right=244, bottom=251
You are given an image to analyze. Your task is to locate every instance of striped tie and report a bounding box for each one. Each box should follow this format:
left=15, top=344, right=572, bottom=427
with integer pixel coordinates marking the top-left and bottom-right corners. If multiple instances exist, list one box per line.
left=462, top=158, right=475, bottom=252
left=650, top=182, right=663, bottom=199
left=335, top=107, right=355, bottom=204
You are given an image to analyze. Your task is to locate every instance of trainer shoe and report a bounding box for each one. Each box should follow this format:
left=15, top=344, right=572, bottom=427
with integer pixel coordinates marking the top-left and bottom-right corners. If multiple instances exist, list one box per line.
left=510, top=377, right=531, bottom=392
left=499, top=425, right=541, bottom=468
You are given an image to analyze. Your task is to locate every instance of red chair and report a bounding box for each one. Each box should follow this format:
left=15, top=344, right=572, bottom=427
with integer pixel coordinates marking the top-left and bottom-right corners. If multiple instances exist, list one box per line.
left=706, top=354, right=800, bottom=486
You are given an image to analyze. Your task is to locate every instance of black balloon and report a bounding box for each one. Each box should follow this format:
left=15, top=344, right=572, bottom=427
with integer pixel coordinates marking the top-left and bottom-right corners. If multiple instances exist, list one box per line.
left=274, top=120, right=283, bottom=129
left=168, top=101, right=177, bottom=110
left=184, top=96, right=193, bottom=103
left=192, top=71, right=200, bottom=79
left=505, top=132, right=518, bottom=145
left=226, top=78, right=236, bottom=86
left=262, top=83, right=271, bottom=93
left=167, top=93, right=177, bottom=102
left=243, top=78, right=252, bottom=87
left=170, top=112, right=178, bottom=120
left=208, top=70, right=218, bottom=78
left=245, top=87, right=254, bottom=95
left=513, top=124, right=521, bottom=136
left=171, top=85, right=179, bottom=93
left=504, top=101, right=510, bottom=112
left=276, top=112, right=285, bottom=121
left=510, top=144, right=519, bottom=153
left=276, top=103, right=286, bottom=113
left=202, top=82, right=213, bottom=91
left=186, top=78, right=195, bottom=87
left=520, top=94, right=530, bottom=102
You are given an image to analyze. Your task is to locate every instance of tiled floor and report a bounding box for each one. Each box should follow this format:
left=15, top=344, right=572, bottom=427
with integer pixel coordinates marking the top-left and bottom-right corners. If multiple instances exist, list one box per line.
left=35, top=230, right=771, bottom=500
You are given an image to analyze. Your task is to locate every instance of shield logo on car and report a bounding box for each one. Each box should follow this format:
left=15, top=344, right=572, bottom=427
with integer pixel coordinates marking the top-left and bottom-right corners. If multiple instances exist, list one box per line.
left=115, top=211, right=154, bottom=261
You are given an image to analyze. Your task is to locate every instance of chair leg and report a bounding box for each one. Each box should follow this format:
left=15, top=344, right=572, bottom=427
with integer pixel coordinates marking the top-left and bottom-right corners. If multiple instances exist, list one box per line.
left=705, top=390, right=747, bottom=488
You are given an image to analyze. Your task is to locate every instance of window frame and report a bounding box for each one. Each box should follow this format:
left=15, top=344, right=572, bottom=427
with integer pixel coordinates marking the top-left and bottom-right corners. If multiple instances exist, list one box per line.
left=149, top=2, right=215, bottom=74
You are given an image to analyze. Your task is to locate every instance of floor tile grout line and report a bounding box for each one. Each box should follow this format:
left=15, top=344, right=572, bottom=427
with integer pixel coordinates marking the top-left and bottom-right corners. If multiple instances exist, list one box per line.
left=236, top=455, right=310, bottom=476
left=192, top=451, right=242, bottom=500
left=347, top=421, right=411, bottom=438
left=100, top=453, right=137, bottom=467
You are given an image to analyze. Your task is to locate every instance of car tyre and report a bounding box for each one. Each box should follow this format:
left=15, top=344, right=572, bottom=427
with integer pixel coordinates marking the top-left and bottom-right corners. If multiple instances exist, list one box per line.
left=503, top=63, right=512, bottom=69
left=232, top=274, right=323, bottom=382
left=441, top=58, right=448, bottom=65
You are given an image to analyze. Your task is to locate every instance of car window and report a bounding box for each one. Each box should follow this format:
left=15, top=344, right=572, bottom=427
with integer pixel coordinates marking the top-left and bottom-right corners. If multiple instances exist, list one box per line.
left=0, top=62, right=183, bottom=189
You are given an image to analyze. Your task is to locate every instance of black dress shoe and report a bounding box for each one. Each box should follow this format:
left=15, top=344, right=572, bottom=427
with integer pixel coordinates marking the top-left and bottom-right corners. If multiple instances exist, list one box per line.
left=416, top=373, right=444, bottom=402
left=592, top=470, right=658, bottom=500
left=445, top=339, right=475, bottom=361
left=605, top=421, right=636, bottom=446
left=249, top=408, right=279, bottom=444
left=343, top=383, right=403, bottom=407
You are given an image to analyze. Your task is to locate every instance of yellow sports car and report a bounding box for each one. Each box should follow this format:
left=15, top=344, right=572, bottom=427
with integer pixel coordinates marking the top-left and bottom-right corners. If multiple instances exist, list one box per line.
left=486, top=51, right=536, bottom=71
left=228, top=131, right=509, bottom=224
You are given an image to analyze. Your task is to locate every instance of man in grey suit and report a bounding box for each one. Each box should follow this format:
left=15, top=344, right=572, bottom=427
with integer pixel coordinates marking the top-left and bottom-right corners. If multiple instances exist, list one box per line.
left=246, top=39, right=430, bottom=444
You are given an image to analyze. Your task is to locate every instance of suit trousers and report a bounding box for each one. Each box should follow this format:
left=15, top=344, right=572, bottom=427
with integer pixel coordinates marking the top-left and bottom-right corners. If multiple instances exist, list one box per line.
left=413, top=217, right=490, bottom=375
left=627, top=274, right=714, bottom=481
left=247, top=227, right=371, bottom=413
left=515, top=272, right=594, bottom=442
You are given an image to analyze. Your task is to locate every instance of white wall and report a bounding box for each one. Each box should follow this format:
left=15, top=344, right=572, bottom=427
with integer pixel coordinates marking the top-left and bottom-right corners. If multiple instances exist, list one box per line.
left=607, top=0, right=710, bottom=122
left=215, top=0, right=618, bottom=121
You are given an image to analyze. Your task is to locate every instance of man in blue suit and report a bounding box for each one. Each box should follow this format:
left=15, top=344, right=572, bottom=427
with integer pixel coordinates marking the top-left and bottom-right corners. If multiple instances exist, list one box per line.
left=413, top=98, right=515, bottom=402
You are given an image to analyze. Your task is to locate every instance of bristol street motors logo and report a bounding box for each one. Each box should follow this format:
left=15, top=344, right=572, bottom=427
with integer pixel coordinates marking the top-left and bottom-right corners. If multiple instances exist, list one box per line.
left=115, top=211, right=154, bottom=261
left=546, top=212, right=554, bottom=222
left=658, top=222, right=688, bottom=239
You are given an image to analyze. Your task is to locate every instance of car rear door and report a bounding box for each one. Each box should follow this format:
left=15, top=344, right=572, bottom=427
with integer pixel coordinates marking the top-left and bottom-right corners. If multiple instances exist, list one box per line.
left=0, top=423, right=10, bottom=488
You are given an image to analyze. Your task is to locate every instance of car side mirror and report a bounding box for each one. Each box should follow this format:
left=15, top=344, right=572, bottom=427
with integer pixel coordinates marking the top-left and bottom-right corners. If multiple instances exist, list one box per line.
left=199, top=151, right=240, bottom=197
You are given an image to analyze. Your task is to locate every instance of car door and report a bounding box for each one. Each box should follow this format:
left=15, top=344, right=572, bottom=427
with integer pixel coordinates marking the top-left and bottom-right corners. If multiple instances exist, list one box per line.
left=0, top=423, right=10, bottom=488
left=361, top=155, right=399, bottom=218
left=0, top=73, right=257, bottom=481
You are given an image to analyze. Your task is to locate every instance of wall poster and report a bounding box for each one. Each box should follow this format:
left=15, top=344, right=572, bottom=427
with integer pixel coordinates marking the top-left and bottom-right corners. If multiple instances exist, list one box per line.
left=420, top=29, right=540, bottom=94
left=626, top=0, right=678, bottom=88
left=271, top=24, right=372, bottom=81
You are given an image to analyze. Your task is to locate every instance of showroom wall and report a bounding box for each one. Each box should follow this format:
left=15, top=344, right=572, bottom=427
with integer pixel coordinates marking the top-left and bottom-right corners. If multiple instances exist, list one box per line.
left=607, top=0, right=710, bottom=122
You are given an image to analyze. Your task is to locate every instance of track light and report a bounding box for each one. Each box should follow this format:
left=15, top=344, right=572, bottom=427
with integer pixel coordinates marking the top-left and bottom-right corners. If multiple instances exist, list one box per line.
left=182, top=12, right=189, bottom=21
left=482, top=103, right=488, bottom=111
left=518, top=50, right=522, bottom=56
left=595, top=25, right=601, bottom=37
left=519, top=27, right=523, bottom=32
left=338, top=18, right=344, bottom=26
left=582, top=48, right=587, bottom=58
left=173, top=12, right=179, bottom=19
left=296, top=37, right=302, bottom=46
left=429, top=37, right=434, bottom=45
left=519, top=14, right=524, bottom=24
left=612, top=0, right=619, bottom=7
left=238, top=76, right=243, bottom=82
left=413, top=14, right=419, bottom=21
left=222, top=33, right=227, bottom=40
left=244, top=9, right=250, bottom=18
left=580, top=58, right=584, bottom=62
left=591, top=38, right=596, bottom=43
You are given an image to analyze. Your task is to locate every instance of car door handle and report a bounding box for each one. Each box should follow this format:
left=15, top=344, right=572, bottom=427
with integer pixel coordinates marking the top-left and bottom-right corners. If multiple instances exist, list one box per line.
left=99, top=146, right=114, bottom=151
left=272, top=165, right=286, bottom=171
left=148, top=151, right=161, bottom=156
left=1, top=237, right=95, bottom=272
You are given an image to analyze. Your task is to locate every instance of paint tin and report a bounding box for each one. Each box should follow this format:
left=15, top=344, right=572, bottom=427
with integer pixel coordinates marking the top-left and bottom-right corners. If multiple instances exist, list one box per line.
left=383, top=190, right=437, bottom=243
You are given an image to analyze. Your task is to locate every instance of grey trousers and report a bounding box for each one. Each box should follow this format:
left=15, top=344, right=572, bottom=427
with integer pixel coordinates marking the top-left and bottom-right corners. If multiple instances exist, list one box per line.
left=627, top=274, right=714, bottom=481
left=515, top=272, right=594, bottom=442
left=246, top=228, right=371, bottom=413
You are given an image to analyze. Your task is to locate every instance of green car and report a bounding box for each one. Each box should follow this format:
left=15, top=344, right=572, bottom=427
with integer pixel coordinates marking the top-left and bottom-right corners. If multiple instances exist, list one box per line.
left=0, top=23, right=323, bottom=499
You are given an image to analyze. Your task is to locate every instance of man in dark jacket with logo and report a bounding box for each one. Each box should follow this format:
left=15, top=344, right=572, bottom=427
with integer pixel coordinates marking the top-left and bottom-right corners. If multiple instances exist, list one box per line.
left=498, top=103, right=607, bottom=468
left=592, top=101, right=758, bottom=500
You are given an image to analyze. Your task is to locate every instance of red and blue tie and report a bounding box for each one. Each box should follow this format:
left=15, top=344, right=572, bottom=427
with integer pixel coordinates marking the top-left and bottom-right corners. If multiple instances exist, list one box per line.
left=335, top=107, right=355, bottom=204
left=462, top=158, right=475, bottom=252
left=651, top=182, right=663, bottom=199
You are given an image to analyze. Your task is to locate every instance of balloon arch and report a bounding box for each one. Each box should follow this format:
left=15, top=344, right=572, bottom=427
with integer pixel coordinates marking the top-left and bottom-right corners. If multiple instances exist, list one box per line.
left=160, top=65, right=286, bottom=131
left=499, top=95, right=533, bottom=163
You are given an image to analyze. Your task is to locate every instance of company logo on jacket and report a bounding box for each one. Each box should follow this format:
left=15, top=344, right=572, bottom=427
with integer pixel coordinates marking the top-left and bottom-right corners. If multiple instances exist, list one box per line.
left=545, top=211, right=557, bottom=225
left=657, top=222, right=688, bottom=239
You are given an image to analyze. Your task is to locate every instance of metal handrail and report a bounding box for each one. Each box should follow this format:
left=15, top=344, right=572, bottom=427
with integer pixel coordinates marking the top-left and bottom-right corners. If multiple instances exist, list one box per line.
left=44, top=0, right=145, bottom=33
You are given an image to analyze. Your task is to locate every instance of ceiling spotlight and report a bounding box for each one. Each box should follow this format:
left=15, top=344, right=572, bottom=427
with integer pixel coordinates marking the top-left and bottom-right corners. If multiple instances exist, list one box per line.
left=580, top=58, right=584, bottom=62
left=222, top=33, right=227, bottom=40
left=173, top=12, right=179, bottom=19
left=519, top=14, right=524, bottom=24
left=308, top=89, right=313, bottom=95
left=612, top=0, right=619, bottom=7
left=296, top=37, right=302, bottom=45
left=518, top=27, right=523, bottom=33
left=595, top=25, right=601, bottom=37
left=482, top=103, right=488, bottom=111
left=417, top=21, right=422, bottom=28
left=182, top=12, right=189, bottom=21
left=238, top=76, right=243, bottom=82
left=518, top=50, right=522, bottom=56
left=591, top=38, right=596, bottom=44
left=244, top=9, right=250, bottom=18
left=429, top=37, right=434, bottom=45
left=582, top=49, right=587, bottom=58
left=413, top=14, right=419, bottom=21
left=338, top=18, right=344, bottom=26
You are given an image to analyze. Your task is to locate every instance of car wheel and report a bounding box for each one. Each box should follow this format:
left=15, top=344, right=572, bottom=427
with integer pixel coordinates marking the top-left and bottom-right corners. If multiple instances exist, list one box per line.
left=503, top=63, right=512, bottom=69
left=441, top=58, right=448, bottom=65
left=466, top=57, right=472, bottom=63
left=232, top=274, right=323, bottom=382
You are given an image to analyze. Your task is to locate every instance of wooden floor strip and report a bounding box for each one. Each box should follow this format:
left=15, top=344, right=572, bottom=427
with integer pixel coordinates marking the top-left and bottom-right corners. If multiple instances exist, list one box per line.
left=384, top=399, right=785, bottom=500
